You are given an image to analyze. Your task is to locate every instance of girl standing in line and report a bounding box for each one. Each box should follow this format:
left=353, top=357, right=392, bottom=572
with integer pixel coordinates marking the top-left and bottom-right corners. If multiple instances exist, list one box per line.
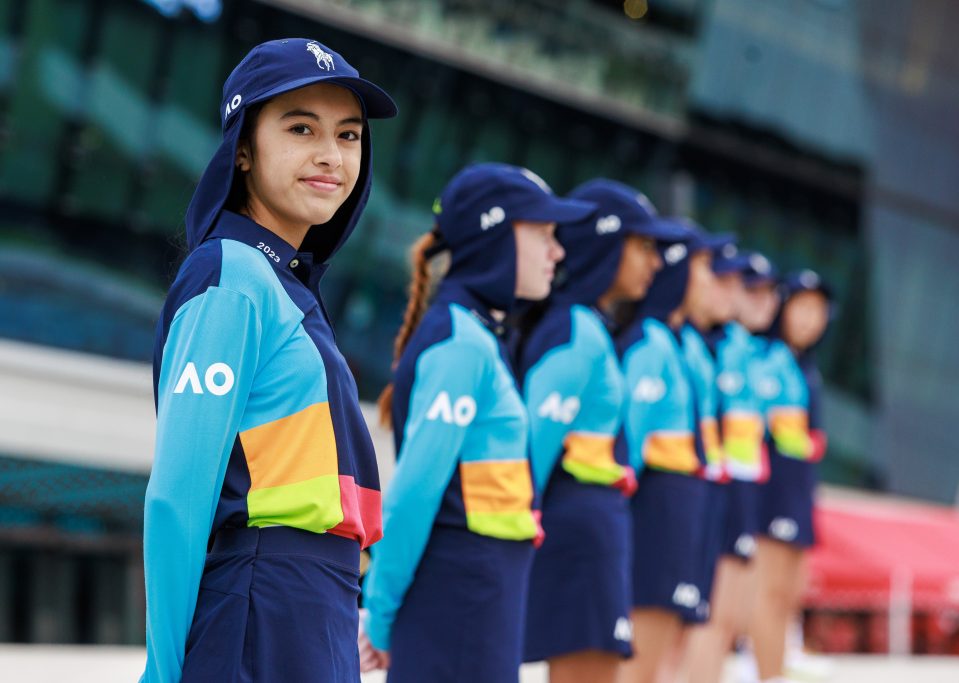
left=143, top=38, right=397, bottom=683
left=361, top=163, right=595, bottom=682
left=750, top=270, right=833, bottom=683
left=616, top=226, right=730, bottom=683
left=683, top=248, right=776, bottom=683
left=515, top=180, right=686, bottom=683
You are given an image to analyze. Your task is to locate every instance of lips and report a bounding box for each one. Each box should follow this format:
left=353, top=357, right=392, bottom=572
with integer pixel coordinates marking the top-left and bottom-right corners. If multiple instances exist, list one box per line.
left=301, top=175, right=342, bottom=193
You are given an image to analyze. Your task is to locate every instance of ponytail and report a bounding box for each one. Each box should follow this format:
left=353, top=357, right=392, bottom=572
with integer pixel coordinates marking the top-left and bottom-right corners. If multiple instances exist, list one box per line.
left=377, top=230, right=444, bottom=427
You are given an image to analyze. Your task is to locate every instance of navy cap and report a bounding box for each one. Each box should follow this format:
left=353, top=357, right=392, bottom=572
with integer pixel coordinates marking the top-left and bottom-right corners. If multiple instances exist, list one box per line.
left=742, top=251, right=778, bottom=286
left=431, top=163, right=595, bottom=312
left=712, top=241, right=751, bottom=275
left=433, top=163, right=595, bottom=246
left=781, top=268, right=834, bottom=300
left=676, top=219, right=736, bottom=254
left=566, top=179, right=690, bottom=242
left=221, top=38, right=397, bottom=130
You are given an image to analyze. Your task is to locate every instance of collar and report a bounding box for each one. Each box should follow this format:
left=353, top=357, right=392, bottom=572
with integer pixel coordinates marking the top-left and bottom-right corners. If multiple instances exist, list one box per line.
left=435, top=281, right=509, bottom=338
left=209, top=210, right=304, bottom=272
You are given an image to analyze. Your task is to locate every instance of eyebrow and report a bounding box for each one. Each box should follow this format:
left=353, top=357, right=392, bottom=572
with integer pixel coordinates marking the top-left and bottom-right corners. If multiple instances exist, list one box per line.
left=280, top=109, right=364, bottom=126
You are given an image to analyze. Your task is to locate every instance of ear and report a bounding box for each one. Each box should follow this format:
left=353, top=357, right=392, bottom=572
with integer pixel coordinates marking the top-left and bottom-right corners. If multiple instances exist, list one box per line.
left=235, top=139, right=252, bottom=172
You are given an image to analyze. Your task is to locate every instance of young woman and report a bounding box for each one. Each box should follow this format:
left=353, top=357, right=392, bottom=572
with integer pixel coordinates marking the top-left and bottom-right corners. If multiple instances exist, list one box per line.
left=360, top=163, right=596, bottom=682
left=616, top=225, right=730, bottom=683
left=142, top=39, right=397, bottom=683
left=514, top=180, right=686, bottom=683
left=683, top=248, right=776, bottom=683
left=750, top=269, right=832, bottom=683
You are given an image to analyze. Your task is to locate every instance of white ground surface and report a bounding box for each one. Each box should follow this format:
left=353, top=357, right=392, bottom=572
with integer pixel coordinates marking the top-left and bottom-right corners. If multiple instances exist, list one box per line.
left=1, top=645, right=958, bottom=682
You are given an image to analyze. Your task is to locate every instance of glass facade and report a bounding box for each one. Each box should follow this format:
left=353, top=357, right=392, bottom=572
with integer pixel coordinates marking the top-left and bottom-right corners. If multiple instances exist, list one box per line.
left=0, top=0, right=955, bottom=645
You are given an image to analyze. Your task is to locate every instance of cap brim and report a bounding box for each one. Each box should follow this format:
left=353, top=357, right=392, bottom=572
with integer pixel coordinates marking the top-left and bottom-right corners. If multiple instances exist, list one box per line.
left=690, top=231, right=735, bottom=253
left=251, top=75, right=398, bottom=118
left=624, top=217, right=690, bottom=242
left=713, top=253, right=752, bottom=275
left=518, top=196, right=597, bottom=224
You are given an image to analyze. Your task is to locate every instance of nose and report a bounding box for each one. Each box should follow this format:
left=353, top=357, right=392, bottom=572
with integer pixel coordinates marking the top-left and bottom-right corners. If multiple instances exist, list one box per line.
left=550, top=236, right=565, bottom=263
left=651, top=248, right=663, bottom=271
left=312, top=131, right=343, bottom=169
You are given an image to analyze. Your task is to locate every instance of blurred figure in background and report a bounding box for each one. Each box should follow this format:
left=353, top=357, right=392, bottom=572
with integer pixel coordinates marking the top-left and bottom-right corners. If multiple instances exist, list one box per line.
left=514, top=181, right=686, bottom=683
left=750, top=269, right=833, bottom=683
left=142, top=39, right=396, bottom=683
left=683, top=249, right=776, bottom=683
left=616, top=226, right=726, bottom=683
left=361, top=163, right=594, bottom=682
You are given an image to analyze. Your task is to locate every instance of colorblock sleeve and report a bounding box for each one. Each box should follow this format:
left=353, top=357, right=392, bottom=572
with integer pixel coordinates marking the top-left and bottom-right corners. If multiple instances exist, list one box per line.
left=767, top=344, right=813, bottom=460
left=362, top=340, right=488, bottom=652
left=718, top=349, right=765, bottom=480
left=621, top=337, right=698, bottom=474
left=523, top=345, right=591, bottom=493
left=141, top=287, right=261, bottom=683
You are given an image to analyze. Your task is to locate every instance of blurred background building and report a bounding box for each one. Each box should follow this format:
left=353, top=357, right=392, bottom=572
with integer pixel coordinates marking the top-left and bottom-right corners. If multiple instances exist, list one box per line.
left=0, top=0, right=956, bottom=650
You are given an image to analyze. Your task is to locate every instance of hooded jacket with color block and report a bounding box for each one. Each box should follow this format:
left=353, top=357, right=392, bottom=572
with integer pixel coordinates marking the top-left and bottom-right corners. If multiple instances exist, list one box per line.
left=709, top=322, right=766, bottom=481
left=775, top=270, right=832, bottom=462
left=617, top=241, right=704, bottom=476
left=681, top=324, right=725, bottom=481
left=362, top=282, right=538, bottom=651
left=142, top=39, right=392, bottom=683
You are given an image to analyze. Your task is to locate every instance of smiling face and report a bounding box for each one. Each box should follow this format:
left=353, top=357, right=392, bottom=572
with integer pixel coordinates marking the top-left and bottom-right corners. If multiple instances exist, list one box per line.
left=234, top=82, right=364, bottom=246
left=514, top=220, right=565, bottom=301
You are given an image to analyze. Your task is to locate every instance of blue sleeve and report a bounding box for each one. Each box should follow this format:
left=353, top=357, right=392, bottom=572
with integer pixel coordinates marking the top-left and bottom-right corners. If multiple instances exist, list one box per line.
left=141, top=287, right=261, bottom=683
left=362, top=339, right=488, bottom=651
left=621, top=333, right=698, bottom=474
left=621, top=336, right=668, bottom=472
left=523, top=344, right=592, bottom=493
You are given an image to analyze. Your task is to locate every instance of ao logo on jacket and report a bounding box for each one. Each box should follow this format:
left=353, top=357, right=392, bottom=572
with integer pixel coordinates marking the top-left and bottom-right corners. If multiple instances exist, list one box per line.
left=633, top=377, right=666, bottom=403
left=426, top=391, right=477, bottom=426
left=537, top=392, right=581, bottom=425
left=172, top=362, right=235, bottom=396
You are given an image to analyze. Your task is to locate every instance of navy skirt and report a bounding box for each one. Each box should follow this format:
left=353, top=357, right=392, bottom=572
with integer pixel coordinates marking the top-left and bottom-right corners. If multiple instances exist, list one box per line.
left=758, top=451, right=817, bottom=548
left=523, top=473, right=633, bottom=662
left=388, top=525, right=534, bottom=683
left=181, top=526, right=362, bottom=683
left=630, top=469, right=712, bottom=624
left=723, top=479, right=760, bottom=560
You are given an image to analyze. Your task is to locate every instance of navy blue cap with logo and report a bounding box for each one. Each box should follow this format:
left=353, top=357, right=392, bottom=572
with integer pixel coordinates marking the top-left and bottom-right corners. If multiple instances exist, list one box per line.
left=712, top=242, right=751, bottom=276
left=741, top=251, right=778, bottom=287
left=184, top=38, right=397, bottom=268
left=553, top=178, right=689, bottom=306
left=636, top=220, right=733, bottom=321
left=431, top=163, right=596, bottom=311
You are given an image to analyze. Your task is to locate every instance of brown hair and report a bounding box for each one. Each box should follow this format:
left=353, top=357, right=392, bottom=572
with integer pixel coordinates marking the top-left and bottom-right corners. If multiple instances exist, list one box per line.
left=225, top=102, right=265, bottom=215
left=377, top=231, right=444, bottom=427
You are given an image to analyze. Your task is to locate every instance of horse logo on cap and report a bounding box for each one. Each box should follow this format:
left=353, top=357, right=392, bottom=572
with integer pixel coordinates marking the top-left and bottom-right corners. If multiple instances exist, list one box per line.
left=306, top=41, right=335, bottom=71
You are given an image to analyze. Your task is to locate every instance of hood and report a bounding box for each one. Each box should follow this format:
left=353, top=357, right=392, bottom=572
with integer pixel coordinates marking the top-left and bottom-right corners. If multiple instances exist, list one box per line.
left=552, top=179, right=689, bottom=307
left=184, top=38, right=397, bottom=270
left=634, top=220, right=734, bottom=324
left=432, top=163, right=595, bottom=311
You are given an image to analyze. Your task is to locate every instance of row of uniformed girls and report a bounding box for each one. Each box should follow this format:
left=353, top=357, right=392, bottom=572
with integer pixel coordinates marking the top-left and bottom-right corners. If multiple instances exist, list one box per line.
left=141, top=36, right=834, bottom=683
left=359, top=165, right=834, bottom=683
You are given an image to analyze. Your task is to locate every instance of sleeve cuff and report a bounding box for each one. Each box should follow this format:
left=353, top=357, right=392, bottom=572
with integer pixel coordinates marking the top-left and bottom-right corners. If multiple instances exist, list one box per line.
left=365, top=611, right=391, bottom=652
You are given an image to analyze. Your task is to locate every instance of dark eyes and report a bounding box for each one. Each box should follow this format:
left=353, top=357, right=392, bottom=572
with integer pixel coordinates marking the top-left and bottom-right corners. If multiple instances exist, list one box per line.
left=288, top=124, right=360, bottom=141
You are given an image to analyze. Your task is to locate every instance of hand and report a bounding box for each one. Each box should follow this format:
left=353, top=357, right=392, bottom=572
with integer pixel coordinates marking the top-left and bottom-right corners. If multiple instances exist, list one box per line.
left=358, top=609, right=390, bottom=672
